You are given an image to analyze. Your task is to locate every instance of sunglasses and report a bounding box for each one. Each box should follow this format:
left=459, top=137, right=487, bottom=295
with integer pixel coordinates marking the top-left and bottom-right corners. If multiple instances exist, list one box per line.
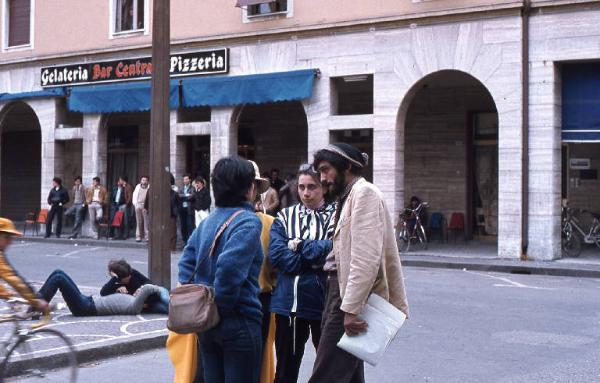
left=298, top=163, right=318, bottom=174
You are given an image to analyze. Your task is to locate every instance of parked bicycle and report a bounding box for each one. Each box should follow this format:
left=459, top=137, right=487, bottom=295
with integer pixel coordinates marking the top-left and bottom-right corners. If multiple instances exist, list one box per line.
left=396, top=202, right=428, bottom=252
left=0, top=298, right=77, bottom=382
left=561, top=206, right=600, bottom=258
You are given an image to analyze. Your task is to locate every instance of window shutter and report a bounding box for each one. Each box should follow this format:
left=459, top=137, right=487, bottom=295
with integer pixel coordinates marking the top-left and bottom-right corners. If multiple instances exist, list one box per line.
left=8, top=0, right=31, bottom=47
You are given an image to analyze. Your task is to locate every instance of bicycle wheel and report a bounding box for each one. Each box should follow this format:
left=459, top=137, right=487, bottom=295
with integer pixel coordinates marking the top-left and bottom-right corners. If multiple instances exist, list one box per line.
left=562, top=232, right=582, bottom=258
left=0, top=328, right=78, bottom=383
left=414, top=223, right=428, bottom=251
left=396, top=227, right=410, bottom=252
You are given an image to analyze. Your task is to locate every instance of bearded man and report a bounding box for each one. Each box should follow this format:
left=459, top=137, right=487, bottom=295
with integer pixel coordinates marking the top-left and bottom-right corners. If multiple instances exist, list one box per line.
left=308, top=143, right=409, bottom=383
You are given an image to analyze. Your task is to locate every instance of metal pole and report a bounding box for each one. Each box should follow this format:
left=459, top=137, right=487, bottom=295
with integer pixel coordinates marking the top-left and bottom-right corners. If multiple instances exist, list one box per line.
left=149, top=0, right=171, bottom=288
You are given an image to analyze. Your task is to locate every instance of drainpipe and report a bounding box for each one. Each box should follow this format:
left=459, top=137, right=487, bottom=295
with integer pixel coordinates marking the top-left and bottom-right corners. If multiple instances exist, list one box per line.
left=521, top=0, right=531, bottom=260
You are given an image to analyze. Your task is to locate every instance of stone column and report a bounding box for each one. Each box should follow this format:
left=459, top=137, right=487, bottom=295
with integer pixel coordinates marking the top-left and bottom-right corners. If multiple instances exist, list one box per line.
left=304, top=72, right=331, bottom=160
left=28, top=99, right=57, bottom=211
left=210, top=107, right=236, bottom=172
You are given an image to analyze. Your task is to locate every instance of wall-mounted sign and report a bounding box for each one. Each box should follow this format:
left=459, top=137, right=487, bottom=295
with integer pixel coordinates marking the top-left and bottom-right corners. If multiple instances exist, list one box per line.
left=41, top=48, right=229, bottom=88
left=570, top=158, right=591, bottom=170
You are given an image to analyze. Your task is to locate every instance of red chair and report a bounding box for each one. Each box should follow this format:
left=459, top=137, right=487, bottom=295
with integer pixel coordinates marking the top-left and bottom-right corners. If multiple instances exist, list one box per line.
left=447, top=212, right=465, bottom=242
left=35, top=209, right=49, bottom=236
left=110, top=211, right=125, bottom=239
left=23, top=212, right=36, bottom=236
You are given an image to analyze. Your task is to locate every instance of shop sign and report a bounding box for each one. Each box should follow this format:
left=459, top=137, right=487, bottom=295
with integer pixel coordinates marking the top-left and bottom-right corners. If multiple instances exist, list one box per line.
left=41, top=49, right=229, bottom=87
left=570, top=158, right=591, bottom=170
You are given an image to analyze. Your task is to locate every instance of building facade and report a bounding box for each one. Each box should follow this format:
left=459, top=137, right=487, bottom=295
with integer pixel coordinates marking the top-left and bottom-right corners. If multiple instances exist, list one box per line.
left=0, top=0, right=599, bottom=260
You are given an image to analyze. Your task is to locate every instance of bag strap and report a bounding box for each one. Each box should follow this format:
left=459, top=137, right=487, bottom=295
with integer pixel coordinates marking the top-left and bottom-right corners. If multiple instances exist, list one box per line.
left=186, top=210, right=245, bottom=285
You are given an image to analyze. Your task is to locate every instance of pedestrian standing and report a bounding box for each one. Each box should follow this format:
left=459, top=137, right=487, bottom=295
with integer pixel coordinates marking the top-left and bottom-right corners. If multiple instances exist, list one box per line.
left=308, top=143, right=409, bottom=383
left=278, top=173, right=299, bottom=209
left=45, top=177, right=69, bottom=238
left=259, top=172, right=280, bottom=217
left=192, top=177, right=211, bottom=228
left=65, top=176, right=86, bottom=239
left=269, top=164, right=336, bottom=383
left=179, top=174, right=194, bottom=244
left=132, top=176, right=150, bottom=242
left=86, top=177, right=108, bottom=240
left=110, top=176, right=133, bottom=240
left=178, top=156, right=264, bottom=383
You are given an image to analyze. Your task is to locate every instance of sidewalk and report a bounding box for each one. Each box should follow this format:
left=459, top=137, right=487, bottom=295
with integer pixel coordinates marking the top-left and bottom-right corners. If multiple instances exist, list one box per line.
left=402, top=242, right=600, bottom=278
left=22, top=235, right=149, bottom=249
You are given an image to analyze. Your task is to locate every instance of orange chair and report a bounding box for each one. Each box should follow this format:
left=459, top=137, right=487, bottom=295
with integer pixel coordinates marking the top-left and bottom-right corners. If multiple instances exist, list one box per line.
left=35, top=209, right=49, bottom=236
left=447, top=212, right=465, bottom=243
left=23, top=212, right=36, bottom=236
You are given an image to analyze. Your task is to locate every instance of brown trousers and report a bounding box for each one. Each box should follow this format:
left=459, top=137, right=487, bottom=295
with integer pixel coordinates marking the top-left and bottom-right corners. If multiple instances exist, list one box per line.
left=308, top=273, right=364, bottom=383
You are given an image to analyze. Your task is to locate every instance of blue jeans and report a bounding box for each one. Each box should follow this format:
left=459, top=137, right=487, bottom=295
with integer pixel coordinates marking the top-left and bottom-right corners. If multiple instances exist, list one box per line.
left=146, top=286, right=170, bottom=314
left=199, top=315, right=262, bottom=383
left=65, top=203, right=85, bottom=237
left=38, top=269, right=96, bottom=316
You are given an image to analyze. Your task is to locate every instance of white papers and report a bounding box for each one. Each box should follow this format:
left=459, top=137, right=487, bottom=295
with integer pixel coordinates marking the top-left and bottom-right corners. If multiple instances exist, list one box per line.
left=337, top=294, right=406, bottom=366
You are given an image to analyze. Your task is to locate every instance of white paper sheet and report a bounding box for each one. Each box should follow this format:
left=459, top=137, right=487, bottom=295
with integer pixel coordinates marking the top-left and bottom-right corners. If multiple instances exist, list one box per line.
left=337, top=294, right=406, bottom=366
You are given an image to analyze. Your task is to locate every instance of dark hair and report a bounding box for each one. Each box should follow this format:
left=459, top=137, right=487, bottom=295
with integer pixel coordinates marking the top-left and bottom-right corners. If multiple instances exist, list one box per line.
left=313, top=143, right=365, bottom=176
left=183, top=174, right=191, bottom=180
left=271, top=169, right=279, bottom=174
left=119, top=175, right=128, bottom=183
left=410, top=196, right=420, bottom=203
left=108, top=259, right=132, bottom=279
left=211, top=156, right=255, bottom=207
left=140, top=175, right=149, bottom=181
left=74, top=176, right=82, bottom=182
left=53, top=177, right=62, bottom=185
left=93, top=177, right=101, bottom=183
left=195, top=177, right=206, bottom=186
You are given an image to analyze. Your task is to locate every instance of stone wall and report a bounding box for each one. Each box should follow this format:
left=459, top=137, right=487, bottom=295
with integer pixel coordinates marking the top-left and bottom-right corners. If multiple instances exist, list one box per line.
left=528, top=6, right=600, bottom=259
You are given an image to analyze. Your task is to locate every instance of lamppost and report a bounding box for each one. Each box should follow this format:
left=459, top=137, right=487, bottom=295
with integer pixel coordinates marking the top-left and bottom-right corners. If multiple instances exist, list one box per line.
left=149, top=0, right=171, bottom=288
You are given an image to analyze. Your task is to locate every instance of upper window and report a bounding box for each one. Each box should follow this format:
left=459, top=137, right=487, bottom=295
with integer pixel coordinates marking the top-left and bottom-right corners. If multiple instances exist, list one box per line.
left=113, top=0, right=146, bottom=35
left=242, top=0, right=292, bottom=22
left=247, top=0, right=287, bottom=17
left=3, top=0, right=33, bottom=49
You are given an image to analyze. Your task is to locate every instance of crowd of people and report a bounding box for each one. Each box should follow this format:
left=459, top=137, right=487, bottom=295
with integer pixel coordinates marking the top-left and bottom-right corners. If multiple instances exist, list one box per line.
left=1, top=142, right=410, bottom=383
left=43, top=173, right=211, bottom=244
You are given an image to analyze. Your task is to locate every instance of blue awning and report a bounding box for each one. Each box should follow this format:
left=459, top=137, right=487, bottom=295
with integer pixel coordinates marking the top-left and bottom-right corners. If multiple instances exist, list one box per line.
left=0, top=87, right=66, bottom=102
left=68, top=81, right=180, bottom=113
left=562, top=63, right=600, bottom=142
left=181, top=69, right=318, bottom=107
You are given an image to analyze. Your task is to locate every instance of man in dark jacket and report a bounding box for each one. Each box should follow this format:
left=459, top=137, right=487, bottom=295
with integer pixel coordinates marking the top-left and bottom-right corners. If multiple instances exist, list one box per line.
left=178, top=174, right=194, bottom=244
left=268, top=164, right=336, bottom=383
left=110, top=176, right=133, bottom=240
left=100, top=259, right=169, bottom=314
left=45, top=177, right=70, bottom=238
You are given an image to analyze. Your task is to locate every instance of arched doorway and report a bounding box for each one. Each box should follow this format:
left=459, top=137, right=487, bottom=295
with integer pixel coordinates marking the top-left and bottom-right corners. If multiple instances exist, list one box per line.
left=399, top=70, right=498, bottom=248
left=236, top=101, right=308, bottom=179
left=0, top=102, right=41, bottom=220
left=102, top=112, right=150, bottom=189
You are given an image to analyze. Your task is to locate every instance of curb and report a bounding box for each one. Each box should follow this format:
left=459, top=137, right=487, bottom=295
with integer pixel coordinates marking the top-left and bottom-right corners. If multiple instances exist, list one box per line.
left=22, top=236, right=148, bottom=250
left=4, top=332, right=167, bottom=379
left=401, top=257, right=600, bottom=279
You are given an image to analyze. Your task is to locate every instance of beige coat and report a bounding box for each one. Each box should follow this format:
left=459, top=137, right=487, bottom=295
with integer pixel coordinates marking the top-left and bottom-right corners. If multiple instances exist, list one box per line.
left=332, top=178, right=409, bottom=317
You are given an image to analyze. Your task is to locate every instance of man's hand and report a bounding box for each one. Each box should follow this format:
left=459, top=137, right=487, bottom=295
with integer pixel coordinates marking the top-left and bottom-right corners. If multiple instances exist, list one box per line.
left=116, top=286, right=128, bottom=294
left=343, top=313, right=368, bottom=336
left=31, top=299, right=50, bottom=314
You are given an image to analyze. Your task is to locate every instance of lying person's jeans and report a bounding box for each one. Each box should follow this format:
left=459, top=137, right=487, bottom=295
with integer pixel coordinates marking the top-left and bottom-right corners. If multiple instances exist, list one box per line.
left=146, top=286, right=170, bottom=314
left=38, top=269, right=97, bottom=316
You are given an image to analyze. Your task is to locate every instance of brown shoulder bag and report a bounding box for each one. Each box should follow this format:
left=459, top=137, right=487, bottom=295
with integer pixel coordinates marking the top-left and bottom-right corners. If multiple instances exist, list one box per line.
left=167, top=210, right=244, bottom=334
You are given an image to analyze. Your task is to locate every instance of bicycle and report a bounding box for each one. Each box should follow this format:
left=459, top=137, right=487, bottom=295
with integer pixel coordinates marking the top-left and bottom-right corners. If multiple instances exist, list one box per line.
left=561, top=206, right=600, bottom=258
left=0, top=298, right=78, bottom=382
left=396, top=202, right=428, bottom=252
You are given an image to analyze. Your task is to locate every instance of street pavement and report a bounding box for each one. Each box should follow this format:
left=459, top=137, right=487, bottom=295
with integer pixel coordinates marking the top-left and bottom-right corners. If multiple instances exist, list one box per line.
left=4, top=241, right=600, bottom=382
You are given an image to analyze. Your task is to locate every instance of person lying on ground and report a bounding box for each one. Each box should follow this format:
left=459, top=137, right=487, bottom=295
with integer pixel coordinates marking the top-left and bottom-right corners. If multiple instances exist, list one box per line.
left=101, top=258, right=169, bottom=314
left=38, top=269, right=163, bottom=317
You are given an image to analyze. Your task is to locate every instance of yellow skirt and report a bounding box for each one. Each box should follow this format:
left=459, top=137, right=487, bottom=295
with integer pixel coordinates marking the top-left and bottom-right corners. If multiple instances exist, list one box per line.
left=167, top=313, right=277, bottom=383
